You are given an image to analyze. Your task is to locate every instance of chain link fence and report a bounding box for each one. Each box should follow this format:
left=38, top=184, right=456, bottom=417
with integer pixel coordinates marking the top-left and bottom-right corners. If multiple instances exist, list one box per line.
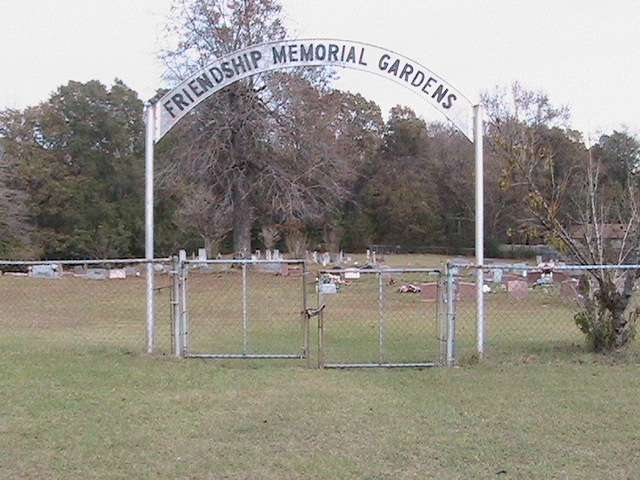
left=4, top=256, right=639, bottom=366
left=0, top=259, right=174, bottom=356
left=179, top=259, right=309, bottom=360
left=317, top=268, right=444, bottom=368
left=449, top=263, right=640, bottom=363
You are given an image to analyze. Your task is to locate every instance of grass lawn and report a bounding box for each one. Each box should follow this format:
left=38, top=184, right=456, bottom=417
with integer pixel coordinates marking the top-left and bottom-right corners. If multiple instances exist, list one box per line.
left=1, top=349, right=639, bottom=479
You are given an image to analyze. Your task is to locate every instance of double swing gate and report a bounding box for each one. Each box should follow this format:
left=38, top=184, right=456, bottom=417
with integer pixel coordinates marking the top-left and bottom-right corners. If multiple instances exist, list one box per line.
left=169, top=260, right=449, bottom=368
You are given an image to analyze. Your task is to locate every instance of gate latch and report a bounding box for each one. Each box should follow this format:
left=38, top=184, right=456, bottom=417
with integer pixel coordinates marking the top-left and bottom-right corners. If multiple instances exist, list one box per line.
left=304, top=304, right=325, bottom=319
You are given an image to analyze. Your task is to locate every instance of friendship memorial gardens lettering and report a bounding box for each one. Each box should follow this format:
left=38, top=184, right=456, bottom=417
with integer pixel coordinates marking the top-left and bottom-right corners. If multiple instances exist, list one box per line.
left=154, top=40, right=473, bottom=141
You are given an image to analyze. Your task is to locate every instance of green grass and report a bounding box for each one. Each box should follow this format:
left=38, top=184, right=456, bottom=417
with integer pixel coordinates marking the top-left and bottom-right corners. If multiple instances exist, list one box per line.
left=1, top=349, right=640, bottom=479
left=2, top=254, right=640, bottom=478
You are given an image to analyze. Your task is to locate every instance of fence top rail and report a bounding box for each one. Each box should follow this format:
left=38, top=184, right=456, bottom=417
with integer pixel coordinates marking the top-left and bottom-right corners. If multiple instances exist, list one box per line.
left=0, top=258, right=172, bottom=266
left=183, top=259, right=305, bottom=265
left=449, top=262, right=640, bottom=272
left=320, top=267, right=441, bottom=274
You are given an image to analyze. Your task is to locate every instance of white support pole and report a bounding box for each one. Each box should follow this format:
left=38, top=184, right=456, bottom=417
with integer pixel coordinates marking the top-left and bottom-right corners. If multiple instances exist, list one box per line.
left=145, top=104, right=156, bottom=354
left=172, top=256, right=182, bottom=358
left=473, top=104, right=484, bottom=359
left=446, top=264, right=456, bottom=367
left=242, top=263, right=248, bottom=355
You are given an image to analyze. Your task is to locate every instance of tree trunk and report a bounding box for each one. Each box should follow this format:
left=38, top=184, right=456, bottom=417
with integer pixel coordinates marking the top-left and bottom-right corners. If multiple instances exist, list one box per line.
left=232, top=177, right=252, bottom=256
left=581, top=273, right=639, bottom=352
left=323, top=224, right=344, bottom=253
left=285, top=229, right=307, bottom=258
left=203, top=236, right=221, bottom=258
left=261, top=224, right=280, bottom=250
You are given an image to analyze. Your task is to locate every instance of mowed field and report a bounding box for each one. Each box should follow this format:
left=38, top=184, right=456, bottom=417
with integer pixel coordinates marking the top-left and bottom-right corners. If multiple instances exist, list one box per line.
left=1, top=254, right=640, bottom=478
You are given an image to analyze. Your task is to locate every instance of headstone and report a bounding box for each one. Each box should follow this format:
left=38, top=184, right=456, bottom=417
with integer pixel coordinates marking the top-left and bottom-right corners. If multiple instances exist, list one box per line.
left=321, top=252, right=330, bottom=266
left=507, top=279, right=528, bottom=299
left=560, top=279, right=580, bottom=299
left=30, top=264, right=61, bottom=279
left=492, top=268, right=503, bottom=283
left=124, top=267, right=139, bottom=277
left=265, top=249, right=272, bottom=261
left=273, top=249, right=282, bottom=261
left=512, top=263, right=528, bottom=277
left=179, top=249, right=187, bottom=262
left=255, top=250, right=262, bottom=260
left=344, top=268, right=360, bottom=280
left=372, top=251, right=377, bottom=265
left=457, top=282, right=476, bottom=300
left=285, top=265, right=304, bottom=277
left=420, top=282, right=439, bottom=302
left=108, top=269, right=126, bottom=280
left=312, top=251, right=319, bottom=263
left=86, top=268, right=108, bottom=280
left=503, top=273, right=522, bottom=283
left=553, top=271, right=571, bottom=283
left=257, top=262, right=288, bottom=276
left=526, top=272, right=543, bottom=286
left=366, top=249, right=371, bottom=263
left=154, top=263, right=166, bottom=273
left=198, top=248, right=207, bottom=261
left=319, top=283, right=338, bottom=294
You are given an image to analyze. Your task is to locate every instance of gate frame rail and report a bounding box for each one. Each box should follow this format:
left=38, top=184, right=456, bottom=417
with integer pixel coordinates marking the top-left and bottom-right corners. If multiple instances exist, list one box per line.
left=317, top=267, right=445, bottom=369
left=173, top=258, right=309, bottom=360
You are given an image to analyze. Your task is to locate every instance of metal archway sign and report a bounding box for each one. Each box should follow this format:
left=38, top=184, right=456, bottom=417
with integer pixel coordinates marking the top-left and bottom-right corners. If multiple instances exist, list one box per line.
left=143, top=39, right=485, bottom=360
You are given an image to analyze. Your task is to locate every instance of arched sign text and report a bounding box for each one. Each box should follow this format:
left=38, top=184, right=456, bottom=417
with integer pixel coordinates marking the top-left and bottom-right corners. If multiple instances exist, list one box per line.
left=152, top=39, right=474, bottom=141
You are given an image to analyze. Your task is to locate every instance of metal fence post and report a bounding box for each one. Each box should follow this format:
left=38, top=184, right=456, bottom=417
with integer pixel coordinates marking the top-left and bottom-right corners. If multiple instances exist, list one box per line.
left=301, top=262, right=310, bottom=367
left=378, top=272, right=385, bottom=364
left=181, top=261, right=189, bottom=356
left=242, top=263, right=248, bottom=355
left=474, top=104, right=485, bottom=359
left=172, top=256, right=182, bottom=358
left=438, top=272, right=446, bottom=365
left=144, top=105, right=156, bottom=354
left=446, top=264, right=457, bottom=367
left=317, top=279, right=324, bottom=369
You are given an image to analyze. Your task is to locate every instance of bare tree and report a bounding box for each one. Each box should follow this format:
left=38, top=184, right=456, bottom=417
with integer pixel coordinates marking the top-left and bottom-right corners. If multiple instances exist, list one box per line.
left=0, top=113, right=34, bottom=257
left=175, top=183, right=232, bottom=256
left=159, top=0, right=381, bottom=256
left=484, top=82, right=640, bottom=351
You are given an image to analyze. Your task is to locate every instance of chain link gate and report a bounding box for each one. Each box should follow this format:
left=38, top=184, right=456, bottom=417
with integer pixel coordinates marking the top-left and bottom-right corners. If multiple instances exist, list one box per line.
left=317, top=268, right=446, bottom=368
left=172, top=259, right=309, bottom=360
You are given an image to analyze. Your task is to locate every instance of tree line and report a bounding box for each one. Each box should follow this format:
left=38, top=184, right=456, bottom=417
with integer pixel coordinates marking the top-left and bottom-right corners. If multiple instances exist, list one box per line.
left=0, top=0, right=638, bottom=265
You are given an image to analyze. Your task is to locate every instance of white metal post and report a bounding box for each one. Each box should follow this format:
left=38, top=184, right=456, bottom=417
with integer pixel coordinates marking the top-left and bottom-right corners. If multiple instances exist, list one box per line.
left=145, top=104, right=156, bottom=354
left=473, top=104, right=484, bottom=359
left=172, top=256, right=182, bottom=358
left=242, top=263, right=248, bottom=355
left=446, top=264, right=456, bottom=366
left=378, top=272, right=384, bottom=364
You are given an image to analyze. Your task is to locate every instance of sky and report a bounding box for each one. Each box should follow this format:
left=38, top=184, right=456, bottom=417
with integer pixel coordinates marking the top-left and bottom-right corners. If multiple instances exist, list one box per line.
left=0, top=0, right=638, bottom=137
